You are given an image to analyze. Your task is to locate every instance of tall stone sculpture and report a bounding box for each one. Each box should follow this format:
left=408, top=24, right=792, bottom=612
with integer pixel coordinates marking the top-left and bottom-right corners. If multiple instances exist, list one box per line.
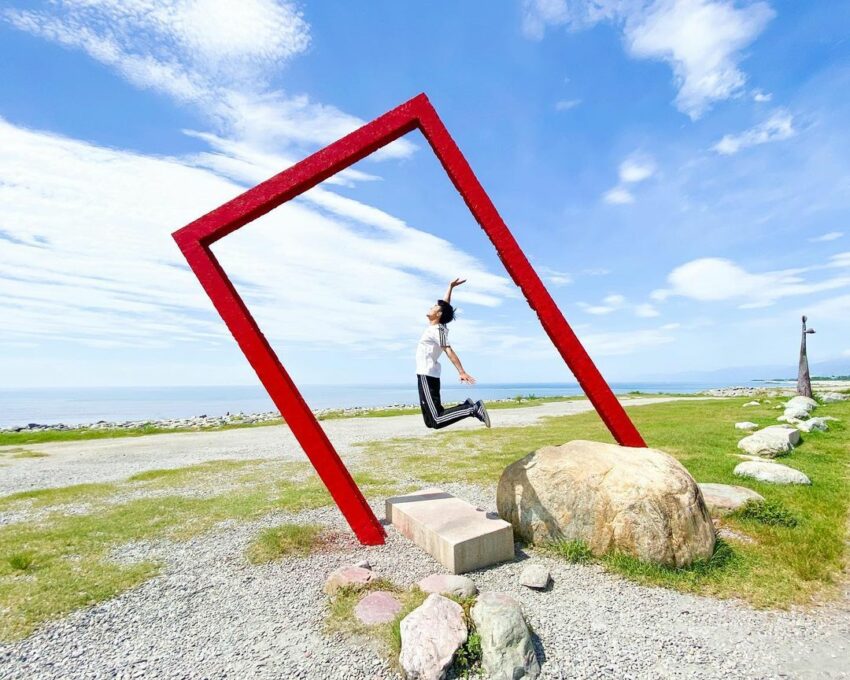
left=797, top=315, right=815, bottom=398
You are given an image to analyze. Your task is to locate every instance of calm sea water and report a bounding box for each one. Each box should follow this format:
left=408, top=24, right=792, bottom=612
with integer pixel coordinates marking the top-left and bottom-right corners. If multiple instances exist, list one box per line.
left=0, top=381, right=773, bottom=429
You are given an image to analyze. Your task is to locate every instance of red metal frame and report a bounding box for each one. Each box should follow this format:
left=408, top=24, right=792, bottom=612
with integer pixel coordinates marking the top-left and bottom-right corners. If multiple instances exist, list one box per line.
left=172, top=93, right=646, bottom=546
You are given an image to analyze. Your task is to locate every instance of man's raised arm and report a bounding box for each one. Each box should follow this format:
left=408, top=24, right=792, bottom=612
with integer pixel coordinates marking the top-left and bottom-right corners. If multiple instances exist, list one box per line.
left=443, top=277, right=467, bottom=304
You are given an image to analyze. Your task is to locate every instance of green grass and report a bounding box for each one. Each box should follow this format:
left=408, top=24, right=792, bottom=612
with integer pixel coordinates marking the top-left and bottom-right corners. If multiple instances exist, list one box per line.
left=360, top=396, right=850, bottom=608
left=733, top=499, right=800, bottom=528
left=0, top=459, right=404, bottom=641
left=544, top=539, right=594, bottom=563
left=0, top=447, right=49, bottom=459
left=245, top=523, right=327, bottom=564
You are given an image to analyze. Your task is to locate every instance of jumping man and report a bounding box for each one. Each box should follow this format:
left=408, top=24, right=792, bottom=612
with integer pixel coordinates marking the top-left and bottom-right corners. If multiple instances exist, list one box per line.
left=416, top=278, right=491, bottom=429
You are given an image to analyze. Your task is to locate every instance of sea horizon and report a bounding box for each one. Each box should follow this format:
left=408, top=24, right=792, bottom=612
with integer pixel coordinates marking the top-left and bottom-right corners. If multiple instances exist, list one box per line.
left=0, top=380, right=789, bottom=429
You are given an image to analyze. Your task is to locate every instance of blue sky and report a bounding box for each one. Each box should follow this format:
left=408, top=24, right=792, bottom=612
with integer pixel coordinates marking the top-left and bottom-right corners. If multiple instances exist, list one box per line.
left=1, top=0, right=849, bottom=388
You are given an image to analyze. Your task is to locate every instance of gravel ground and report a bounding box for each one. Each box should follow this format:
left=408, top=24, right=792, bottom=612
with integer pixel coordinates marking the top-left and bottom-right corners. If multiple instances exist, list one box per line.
left=1, top=484, right=847, bottom=679
left=1, top=397, right=848, bottom=679
left=0, top=397, right=693, bottom=496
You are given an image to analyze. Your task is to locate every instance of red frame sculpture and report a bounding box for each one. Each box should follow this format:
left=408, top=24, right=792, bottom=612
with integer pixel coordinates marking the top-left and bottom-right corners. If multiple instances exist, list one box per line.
left=172, top=93, right=646, bottom=546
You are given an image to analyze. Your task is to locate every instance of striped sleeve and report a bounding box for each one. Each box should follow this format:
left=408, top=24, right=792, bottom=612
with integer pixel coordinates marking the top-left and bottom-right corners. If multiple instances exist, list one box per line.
left=438, top=325, right=450, bottom=348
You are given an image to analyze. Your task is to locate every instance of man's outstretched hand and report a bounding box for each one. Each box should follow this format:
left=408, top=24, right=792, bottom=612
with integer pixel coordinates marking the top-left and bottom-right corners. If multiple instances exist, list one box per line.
left=450, top=278, right=467, bottom=288
left=459, top=372, right=476, bottom=385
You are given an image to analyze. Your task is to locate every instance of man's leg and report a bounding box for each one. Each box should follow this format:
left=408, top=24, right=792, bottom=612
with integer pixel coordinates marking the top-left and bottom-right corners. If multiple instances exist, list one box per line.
left=417, top=374, right=437, bottom=428
left=419, top=375, right=477, bottom=430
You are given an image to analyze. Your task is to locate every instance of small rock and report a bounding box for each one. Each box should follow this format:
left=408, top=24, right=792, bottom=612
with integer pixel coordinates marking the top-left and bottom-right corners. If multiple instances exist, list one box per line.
left=742, top=401, right=760, bottom=407
left=354, top=591, right=402, bottom=625
left=354, top=559, right=372, bottom=570
left=399, top=594, right=467, bottom=680
left=519, top=564, right=550, bottom=590
left=737, top=426, right=800, bottom=458
left=735, top=422, right=759, bottom=431
left=797, top=417, right=828, bottom=433
left=323, top=566, right=375, bottom=596
left=819, top=392, right=848, bottom=403
left=698, top=483, right=765, bottom=515
left=786, top=395, right=817, bottom=411
left=471, top=591, right=540, bottom=680
left=417, top=574, right=478, bottom=599
left=783, top=405, right=811, bottom=421
left=734, top=461, right=811, bottom=485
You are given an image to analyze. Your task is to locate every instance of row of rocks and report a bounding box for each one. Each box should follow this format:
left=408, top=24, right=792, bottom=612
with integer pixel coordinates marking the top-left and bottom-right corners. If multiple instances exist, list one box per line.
left=324, top=563, right=540, bottom=680
left=731, top=395, right=833, bottom=485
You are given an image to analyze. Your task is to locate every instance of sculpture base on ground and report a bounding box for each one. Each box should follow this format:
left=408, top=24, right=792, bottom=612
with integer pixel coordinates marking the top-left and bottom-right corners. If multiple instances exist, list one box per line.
left=385, top=488, right=515, bottom=574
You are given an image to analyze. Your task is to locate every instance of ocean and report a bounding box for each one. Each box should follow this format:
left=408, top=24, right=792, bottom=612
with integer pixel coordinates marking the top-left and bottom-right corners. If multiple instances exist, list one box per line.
left=0, top=381, right=776, bottom=429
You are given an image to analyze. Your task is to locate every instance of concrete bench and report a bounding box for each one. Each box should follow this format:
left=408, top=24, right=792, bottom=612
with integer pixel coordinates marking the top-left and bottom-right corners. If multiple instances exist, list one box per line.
left=385, top=488, right=515, bottom=574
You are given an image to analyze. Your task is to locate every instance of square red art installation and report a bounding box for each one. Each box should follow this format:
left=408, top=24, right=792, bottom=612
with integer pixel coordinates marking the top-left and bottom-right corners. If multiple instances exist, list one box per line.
left=172, top=93, right=646, bottom=545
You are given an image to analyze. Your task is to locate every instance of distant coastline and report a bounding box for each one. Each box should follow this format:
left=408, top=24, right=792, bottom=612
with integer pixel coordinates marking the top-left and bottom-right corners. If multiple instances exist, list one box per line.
left=0, top=380, right=794, bottom=430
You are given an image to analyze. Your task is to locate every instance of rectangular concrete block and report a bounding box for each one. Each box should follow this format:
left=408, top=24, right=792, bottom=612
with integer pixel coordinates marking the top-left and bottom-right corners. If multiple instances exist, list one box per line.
left=385, top=488, right=515, bottom=574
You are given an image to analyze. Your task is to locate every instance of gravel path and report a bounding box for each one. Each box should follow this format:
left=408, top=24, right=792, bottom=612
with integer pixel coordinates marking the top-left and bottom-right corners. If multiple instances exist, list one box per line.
left=0, top=397, right=691, bottom=496
left=2, top=485, right=847, bottom=679
left=2, top=396, right=848, bottom=679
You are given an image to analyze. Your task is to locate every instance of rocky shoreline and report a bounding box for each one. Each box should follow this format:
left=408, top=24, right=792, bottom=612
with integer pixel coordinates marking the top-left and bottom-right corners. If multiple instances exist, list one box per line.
left=5, top=384, right=847, bottom=435
left=1, top=397, right=533, bottom=434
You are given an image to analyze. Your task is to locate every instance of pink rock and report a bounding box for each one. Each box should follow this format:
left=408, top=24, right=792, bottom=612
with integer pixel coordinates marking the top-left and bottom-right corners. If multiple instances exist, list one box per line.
left=323, top=566, right=375, bottom=596
left=354, top=591, right=402, bottom=625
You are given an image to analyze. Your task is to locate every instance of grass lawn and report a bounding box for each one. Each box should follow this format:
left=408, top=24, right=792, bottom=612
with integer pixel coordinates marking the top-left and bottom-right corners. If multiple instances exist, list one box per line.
left=359, top=396, right=850, bottom=608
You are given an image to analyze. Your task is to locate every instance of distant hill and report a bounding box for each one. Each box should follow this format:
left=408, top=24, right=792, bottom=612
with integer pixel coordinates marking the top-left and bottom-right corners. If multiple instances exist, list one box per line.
left=636, top=357, right=850, bottom=383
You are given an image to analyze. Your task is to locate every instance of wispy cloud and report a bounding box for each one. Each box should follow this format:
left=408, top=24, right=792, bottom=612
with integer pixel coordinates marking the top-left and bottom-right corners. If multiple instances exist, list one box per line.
left=604, top=152, right=656, bottom=204
left=2, top=1, right=415, bottom=160
left=753, top=89, right=772, bottom=102
left=521, top=0, right=775, bottom=119
left=809, top=231, right=843, bottom=243
left=0, top=115, right=514, bottom=351
left=651, top=255, right=850, bottom=308
left=555, top=98, right=582, bottom=111
left=713, top=109, right=796, bottom=155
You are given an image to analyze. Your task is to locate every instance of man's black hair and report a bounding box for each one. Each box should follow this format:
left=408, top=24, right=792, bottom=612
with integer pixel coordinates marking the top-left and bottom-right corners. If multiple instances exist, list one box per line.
left=436, top=299, right=456, bottom=324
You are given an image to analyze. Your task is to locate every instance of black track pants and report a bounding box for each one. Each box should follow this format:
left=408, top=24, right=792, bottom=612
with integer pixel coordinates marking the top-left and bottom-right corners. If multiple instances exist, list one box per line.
left=417, top=374, right=476, bottom=429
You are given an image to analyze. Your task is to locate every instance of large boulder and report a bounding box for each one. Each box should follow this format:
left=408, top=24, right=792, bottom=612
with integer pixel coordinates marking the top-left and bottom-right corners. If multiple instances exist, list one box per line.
left=471, top=591, right=540, bottom=680
left=786, top=396, right=817, bottom=412
left=737, top=426, right=800, bottom=458
left=399, top=594, right=467, bottom=680
left=496, top=440, right=715, bottom=567
left=698, top=483, right=764, bottom=514
left=734, top=461, right=811, bottom=485
left=819, top=392, right=848, bottom=403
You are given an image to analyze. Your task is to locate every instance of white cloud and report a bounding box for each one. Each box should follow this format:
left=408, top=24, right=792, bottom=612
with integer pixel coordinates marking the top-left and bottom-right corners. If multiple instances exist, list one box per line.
left=0, top=118, right=514, bottom=352
left=521, top=0, right=775, bottom=119
left=619, top=155, right=656, bottom=183
left=579, top=293, right=626, bottom=315
left=635, top=303, right=661, bottom=317
left=753, top=89, right=772, bottom=102
left=713, top=109, right=796, bottom=155
left=604, top=153, right=655, bottom=204
left=809, top=231, right=843, bottom=243
left=652, top=257, right=850, bottom=308
left=2, top=1, right=416, bottom=160
left=539, top=267, right=573, bottom=286
left=603, top=186, right=635, bottom=204
left=555, top=98, right=582, bottom=111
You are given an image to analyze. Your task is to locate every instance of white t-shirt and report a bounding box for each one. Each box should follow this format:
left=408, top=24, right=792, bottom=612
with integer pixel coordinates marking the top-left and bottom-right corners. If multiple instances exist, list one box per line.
left=416, top=324, right=450, bottom=377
